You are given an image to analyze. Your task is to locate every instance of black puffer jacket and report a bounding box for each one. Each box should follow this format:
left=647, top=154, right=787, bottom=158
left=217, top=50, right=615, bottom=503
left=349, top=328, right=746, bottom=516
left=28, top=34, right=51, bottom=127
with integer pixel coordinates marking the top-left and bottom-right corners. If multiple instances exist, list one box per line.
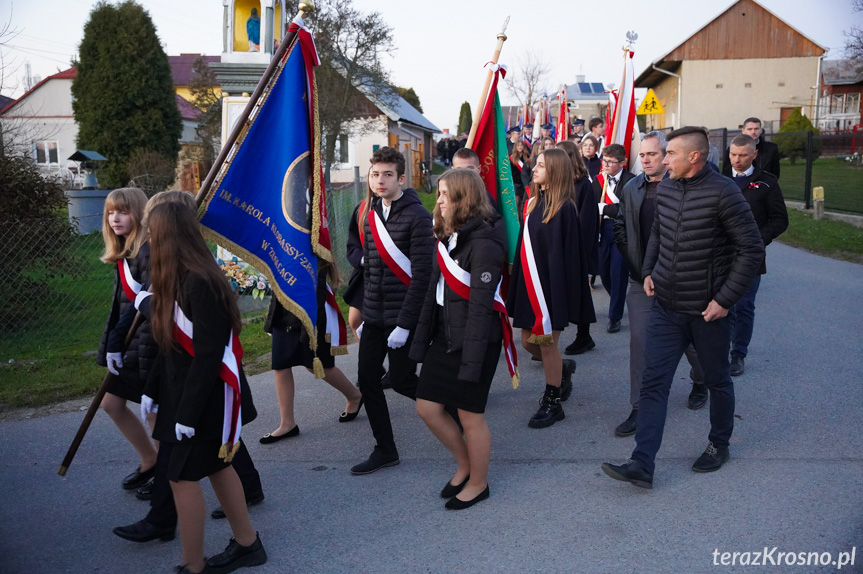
left=409, top=216, right=505, bottom=382
left=642, top=164, right=764, bottom=314
left=362, top=188, right=434, bottom=330
left=97, top=243, right=158, bottom=382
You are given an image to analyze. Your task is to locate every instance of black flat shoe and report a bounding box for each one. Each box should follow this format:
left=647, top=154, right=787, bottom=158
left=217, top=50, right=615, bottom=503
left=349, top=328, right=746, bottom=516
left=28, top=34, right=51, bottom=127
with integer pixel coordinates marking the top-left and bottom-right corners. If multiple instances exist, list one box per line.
left=135, top=476, right=155, bottom=500
left=113, top=519, right=176, bottom=543
left=207, top=533, right=267, bottom=572
left=338, top=397, right=364, bottom=422
left=211, top=491, right=265, bottom=520
left=259, top=425, right=299, bottom=444
left=440, top=475, right=469, bottom=498
left=445, top=485, right=490, bottom=510
left=121, top=465, right=156, bottom=490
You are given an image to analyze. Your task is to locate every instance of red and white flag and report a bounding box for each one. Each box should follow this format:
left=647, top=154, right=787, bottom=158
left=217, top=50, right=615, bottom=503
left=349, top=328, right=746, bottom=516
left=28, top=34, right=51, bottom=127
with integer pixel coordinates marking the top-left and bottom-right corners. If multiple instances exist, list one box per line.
left=555, top=88, right=569, bottom=143
left=608, top=49, right=641, bottom=174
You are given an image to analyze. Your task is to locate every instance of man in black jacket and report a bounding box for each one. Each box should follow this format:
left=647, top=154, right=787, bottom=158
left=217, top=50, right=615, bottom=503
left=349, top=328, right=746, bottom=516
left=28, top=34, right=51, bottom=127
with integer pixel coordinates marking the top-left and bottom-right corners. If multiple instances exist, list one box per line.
left=611, top=132, right=708, bottom=439
left=722, top=117, right=781, bottom=178
left=352, top=146, right=434, bottom=475
left=726, top=134, right=789, bottom=376
left=602, top=127, right=764, bottom=488
left=594, top=143, right=635, bottom=333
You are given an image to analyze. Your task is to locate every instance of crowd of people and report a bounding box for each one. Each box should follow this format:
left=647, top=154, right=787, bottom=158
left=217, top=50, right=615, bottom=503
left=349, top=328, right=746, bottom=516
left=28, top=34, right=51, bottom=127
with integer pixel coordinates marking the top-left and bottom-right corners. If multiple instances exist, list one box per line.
left=93, top=113, right=788, bottom=572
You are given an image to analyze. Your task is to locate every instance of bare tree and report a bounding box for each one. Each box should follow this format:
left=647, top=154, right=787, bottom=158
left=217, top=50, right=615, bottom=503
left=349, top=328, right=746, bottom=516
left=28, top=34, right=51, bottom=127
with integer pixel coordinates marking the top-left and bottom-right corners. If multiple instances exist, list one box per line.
left=505, top=51, right=551, bottom=109
left=846, top=0, right=863, bottom=62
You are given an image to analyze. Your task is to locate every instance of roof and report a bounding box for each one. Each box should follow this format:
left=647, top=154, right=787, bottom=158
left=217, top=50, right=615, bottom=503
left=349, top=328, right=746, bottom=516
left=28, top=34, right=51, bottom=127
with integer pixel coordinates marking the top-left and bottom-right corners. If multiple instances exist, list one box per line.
left=175, top=94, right=202, bottom=121
left=354, top=83, right=440, bottom=133
left=564, top=82, right=608, bottom=99
left=821, top=59, right=863, bottom=86
left=68, top=150, right=107, bottom=162
left=636, top=0, right=827, bottom=87
left=0, top=66, right=77, bottom=115
left=168, top=54, right=220, bottom=87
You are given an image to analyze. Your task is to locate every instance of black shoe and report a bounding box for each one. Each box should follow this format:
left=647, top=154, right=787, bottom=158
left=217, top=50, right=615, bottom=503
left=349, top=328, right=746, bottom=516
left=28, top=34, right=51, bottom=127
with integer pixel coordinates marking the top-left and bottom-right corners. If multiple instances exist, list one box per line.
left=560, top=359, right=576, bottom=401
left=380, top=371, right=392, bottom=389
left=135, top=477, right=155, bottom=500
left=338, top=397, right=364, bottom=423
left=207, top=533, right=267, bottom=573
left=564, top=336, right=595, bottom=356
left=175, top=565, right=212, bottom=574
left=445, top=485, right=490, bottom=510
left=112, top=519, right=176, bottom=543
left=600, top=459, right=653, bottom=488
left=528, top=387, right=564, bottom=429
left=121, top=465, right=156, bottom=490
left=259, top=425, right=299, bottom=444
left=730, top=355, right=745, bottom=376
left=530, top=354, right=542, bottom=362
left=440, top=475, right=469, bottom=498
left=350, top=447, right=400, bottom=475
left=607, top=320, right=621, bottom=333
left=614, top=408, right=638, bottom=437
left=692, top=442, right=730, bottom=473
left=688, top=383, right=708, bottom=410
left=211, top=491, right=265, bottom=520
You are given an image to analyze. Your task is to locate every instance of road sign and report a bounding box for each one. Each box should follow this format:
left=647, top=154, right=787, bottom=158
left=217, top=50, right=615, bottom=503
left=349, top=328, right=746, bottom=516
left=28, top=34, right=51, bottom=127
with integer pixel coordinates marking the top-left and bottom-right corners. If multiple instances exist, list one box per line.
left=637, top=89, right=664, bottom=115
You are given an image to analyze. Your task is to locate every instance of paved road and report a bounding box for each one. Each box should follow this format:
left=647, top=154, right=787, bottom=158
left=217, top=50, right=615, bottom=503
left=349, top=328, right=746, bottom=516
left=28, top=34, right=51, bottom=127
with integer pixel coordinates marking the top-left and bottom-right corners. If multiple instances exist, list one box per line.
left=2, top=242, right=862, bottom=573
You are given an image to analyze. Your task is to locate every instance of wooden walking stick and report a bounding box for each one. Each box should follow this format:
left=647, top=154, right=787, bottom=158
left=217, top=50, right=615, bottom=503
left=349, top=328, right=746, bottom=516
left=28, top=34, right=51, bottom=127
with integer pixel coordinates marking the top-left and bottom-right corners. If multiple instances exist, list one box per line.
left=466, top=17, right=509, bottom=149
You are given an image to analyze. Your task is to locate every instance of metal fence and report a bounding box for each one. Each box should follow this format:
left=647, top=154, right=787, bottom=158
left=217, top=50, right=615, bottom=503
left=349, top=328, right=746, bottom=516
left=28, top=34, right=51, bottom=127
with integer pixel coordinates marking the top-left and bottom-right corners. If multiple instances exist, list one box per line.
left=2, top=179, right=369, bottom=360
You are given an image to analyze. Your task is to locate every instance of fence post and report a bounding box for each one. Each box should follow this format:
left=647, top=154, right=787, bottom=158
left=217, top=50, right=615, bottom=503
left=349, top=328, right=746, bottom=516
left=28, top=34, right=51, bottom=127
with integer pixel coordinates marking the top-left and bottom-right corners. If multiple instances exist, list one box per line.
left=804, top=131, right=814, bottom=210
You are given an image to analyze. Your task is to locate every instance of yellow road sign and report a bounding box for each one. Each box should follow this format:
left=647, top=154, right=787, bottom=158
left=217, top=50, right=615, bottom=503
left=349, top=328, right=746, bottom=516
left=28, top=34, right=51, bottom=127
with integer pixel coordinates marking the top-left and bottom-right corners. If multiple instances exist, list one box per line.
left=637, top=89, right=664, bottom=115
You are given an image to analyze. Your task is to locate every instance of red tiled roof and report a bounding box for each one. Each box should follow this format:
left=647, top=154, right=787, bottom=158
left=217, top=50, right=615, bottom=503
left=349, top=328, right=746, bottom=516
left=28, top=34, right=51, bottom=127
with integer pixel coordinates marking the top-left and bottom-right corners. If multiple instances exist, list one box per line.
left=169, top=54, right=220, bottom=87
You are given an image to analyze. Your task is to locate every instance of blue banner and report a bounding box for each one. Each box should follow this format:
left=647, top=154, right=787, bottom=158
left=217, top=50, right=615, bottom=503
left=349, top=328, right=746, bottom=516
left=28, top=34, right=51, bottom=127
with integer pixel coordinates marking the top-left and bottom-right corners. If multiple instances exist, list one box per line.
left=199, top=37, right=319, bottom=337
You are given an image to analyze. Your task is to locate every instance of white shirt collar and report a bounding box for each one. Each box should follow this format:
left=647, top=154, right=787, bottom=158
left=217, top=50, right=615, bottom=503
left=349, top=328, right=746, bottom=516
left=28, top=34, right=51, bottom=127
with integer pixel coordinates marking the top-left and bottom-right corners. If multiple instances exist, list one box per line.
left=733, top=165, right=755, bottom=178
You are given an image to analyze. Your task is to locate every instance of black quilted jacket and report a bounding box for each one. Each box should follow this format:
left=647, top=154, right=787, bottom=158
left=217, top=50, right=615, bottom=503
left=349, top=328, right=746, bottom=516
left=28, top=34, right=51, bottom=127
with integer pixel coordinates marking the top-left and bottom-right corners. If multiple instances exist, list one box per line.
left=361, top=188, right=434, bottom=330
left=642, top=164, right=764, bottom=314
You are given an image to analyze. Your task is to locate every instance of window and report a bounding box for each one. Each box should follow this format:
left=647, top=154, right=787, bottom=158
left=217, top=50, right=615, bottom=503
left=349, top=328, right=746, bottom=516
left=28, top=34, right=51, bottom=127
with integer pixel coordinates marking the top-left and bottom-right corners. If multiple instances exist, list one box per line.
left=844, top=93, right=860, bottom=115
left=778, top=81, right=785, bottom=87
left=716, top=83, right=723, bottom=89
left=832, top=94, right=845, bottom=114
left=33, top=141, right=59, bottom=164
left=744, top=83, right=752, bottom=88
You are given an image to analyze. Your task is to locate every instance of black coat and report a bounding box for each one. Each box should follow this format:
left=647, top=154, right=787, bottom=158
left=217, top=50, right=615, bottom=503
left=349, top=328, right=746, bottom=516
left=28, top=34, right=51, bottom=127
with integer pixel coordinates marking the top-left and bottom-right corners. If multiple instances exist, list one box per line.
left=643, top=164, right=765, bottom=314
left=143, top=272, right=257, bottom=443
left=722, top=137, right=781, bottom=179
left=342, top=201, right=365, bottom=308
left=592, top=170, right=635, bottom=221
left=409, top=216, right=505, bottom=382
left=738, top=168, right=789, bottom=274
left=614, top=172, right=666, bottom=282
left=575, top=177, right=599, bottom=275
left=583, top=155, right=602, bottom=179
left=508, top=191, right=596, bottom=330
left=362, top=188, right=434, bottom=330
left=98, top=243, right=158, bottom=383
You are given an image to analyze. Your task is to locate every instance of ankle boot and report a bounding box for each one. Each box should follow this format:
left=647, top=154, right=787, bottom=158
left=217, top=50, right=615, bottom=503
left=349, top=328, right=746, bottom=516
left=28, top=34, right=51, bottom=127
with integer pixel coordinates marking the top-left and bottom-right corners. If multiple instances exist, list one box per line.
left=528, top=385, right=565, bottom=428
left=560, top=359, right=576, bottom=401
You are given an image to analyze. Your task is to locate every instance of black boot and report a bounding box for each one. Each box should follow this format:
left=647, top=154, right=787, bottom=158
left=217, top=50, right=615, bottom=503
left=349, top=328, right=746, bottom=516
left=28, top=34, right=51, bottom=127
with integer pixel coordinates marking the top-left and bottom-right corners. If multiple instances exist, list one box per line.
left=560, top=359, right=576, bottom=401
left=528, top=385, right=565, bottom=428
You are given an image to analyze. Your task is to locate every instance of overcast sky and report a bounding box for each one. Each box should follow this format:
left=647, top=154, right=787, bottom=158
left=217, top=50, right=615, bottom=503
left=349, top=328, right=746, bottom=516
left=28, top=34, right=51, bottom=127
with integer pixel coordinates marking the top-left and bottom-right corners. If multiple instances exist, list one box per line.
left=2, top=0, right=860, bottom=133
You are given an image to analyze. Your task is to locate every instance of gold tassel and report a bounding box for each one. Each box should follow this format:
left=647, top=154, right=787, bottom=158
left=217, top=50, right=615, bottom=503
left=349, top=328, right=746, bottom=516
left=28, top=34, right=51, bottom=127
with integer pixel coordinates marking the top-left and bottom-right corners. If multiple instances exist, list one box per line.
left=218, top=440, right=242, bottom=463
left=528, top=333, right=554, bottom=346
left=313, top=357, right=325, bottom=379
left=511, top=369, right=520, bottom=390
left=325, top=333, right=332, bottom=343
left=330, top=345, right=349, bottom=356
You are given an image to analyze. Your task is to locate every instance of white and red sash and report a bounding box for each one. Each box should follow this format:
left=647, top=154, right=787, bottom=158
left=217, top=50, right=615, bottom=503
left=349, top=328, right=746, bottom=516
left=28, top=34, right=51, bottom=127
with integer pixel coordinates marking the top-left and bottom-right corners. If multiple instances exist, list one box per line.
left=368, top=208, right=411, bottom=286
left=118, top=258, right=143, bottom=302
left=597, top=173, right=620, bottom=205
left=436, top=241, right=520, bottom=389
left=134, top=292, right=244, bottom=462
left=519, top=199, right=554, bottom=346
left=324, top=283, right=348, bottom=355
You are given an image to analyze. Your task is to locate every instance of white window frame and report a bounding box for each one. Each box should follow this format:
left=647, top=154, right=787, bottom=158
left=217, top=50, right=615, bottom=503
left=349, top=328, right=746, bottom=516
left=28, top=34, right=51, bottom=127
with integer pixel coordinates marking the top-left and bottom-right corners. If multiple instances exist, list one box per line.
left=33, top=141, right=59, bottom=165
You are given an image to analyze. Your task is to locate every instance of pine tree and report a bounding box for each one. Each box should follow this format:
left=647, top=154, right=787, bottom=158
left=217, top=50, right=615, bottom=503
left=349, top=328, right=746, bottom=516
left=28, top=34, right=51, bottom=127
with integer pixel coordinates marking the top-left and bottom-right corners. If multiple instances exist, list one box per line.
left=457, top=102, right=472, bottom=135
left=774, top=108, right=822, bottom=165
left=72, top=1, right=182, bottom=188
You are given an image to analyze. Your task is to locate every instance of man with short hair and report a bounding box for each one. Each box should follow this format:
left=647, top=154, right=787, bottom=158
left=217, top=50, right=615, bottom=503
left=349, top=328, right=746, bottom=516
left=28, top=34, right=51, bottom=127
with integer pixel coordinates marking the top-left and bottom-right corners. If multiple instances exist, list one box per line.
left=573, top=118, right=586, bottom=140
left=611, top=131, right=708, bottom=438
left=722, top=117, right=780, bottom=178
left=602, top=126, right=764, bottom=488
left=451, top=147, right=481, bottom=173
left=540, top=123, right=553, bottom=140
left=588, top=118, right=605, bottom=151
left=725, top=134, right=788, bottom=376
left=593, top=143, right=634, bottom=333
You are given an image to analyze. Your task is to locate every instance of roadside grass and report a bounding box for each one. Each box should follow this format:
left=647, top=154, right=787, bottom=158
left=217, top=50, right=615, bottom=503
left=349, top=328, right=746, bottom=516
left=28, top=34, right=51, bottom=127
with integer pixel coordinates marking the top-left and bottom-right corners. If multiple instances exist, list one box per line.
left=779, top=207, right=863, bottom=264
left=779, top=158, right=863, bottom=214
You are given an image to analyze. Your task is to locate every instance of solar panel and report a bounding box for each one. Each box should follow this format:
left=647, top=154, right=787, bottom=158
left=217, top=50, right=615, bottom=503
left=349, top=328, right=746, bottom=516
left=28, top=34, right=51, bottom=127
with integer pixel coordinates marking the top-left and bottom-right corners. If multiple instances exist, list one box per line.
left=578, top=82, right=592, bottom=93
left=591, top=83, right=605, bottom=93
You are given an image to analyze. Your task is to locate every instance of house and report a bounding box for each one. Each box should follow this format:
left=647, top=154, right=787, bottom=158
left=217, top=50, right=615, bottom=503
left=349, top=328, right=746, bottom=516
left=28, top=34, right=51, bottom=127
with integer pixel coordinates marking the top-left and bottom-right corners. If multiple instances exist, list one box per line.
left=501, top=77, right=609, bottom=138
left=634, top=0, right=826, bottom=132
left=816, top=59, right=863, bottom=133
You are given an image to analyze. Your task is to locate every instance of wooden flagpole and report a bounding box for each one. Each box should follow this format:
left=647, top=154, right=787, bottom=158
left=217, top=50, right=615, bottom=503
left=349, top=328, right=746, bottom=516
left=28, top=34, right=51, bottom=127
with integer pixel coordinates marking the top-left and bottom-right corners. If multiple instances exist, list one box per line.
left=466, top=17, right=510, bottom=149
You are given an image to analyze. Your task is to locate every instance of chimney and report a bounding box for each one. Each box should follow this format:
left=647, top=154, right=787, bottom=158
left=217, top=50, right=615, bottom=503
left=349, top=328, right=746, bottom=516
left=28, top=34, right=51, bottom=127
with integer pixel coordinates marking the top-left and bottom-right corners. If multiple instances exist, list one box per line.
left=576, top=75, right=585, bottom=83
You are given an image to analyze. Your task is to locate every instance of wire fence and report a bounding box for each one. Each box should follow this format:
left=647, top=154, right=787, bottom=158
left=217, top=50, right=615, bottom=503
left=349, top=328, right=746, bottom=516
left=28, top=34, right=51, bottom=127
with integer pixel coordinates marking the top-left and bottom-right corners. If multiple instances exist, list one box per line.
left=2, top=180, right=369, bottom=361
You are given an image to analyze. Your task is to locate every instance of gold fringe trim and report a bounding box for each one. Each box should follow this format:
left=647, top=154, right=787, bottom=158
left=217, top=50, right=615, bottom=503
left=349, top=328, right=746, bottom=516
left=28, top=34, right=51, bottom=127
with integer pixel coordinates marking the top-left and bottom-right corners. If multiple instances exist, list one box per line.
left=511, top=370, right=520, bottom=390
left=310, top=59, right=333, bottom=265
left=313, top=357, right=325, bottom=379
left=324, top=332, right=331, bottom=343
left=218, top=440, right=241, bottom=463
left=330, top=344, right=348, bottom=356
left=528, top=333, right=554, bottom=346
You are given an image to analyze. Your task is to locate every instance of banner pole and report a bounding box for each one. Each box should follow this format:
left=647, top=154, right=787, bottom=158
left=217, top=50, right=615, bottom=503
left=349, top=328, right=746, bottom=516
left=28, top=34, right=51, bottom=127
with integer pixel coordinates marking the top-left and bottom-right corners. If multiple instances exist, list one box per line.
left=466, top=17, right=509, bottom=149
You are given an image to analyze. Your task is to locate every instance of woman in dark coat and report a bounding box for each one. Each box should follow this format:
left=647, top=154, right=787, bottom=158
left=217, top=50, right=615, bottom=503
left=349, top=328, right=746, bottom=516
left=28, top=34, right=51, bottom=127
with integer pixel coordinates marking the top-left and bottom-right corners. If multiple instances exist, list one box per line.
left=141, top=202, right=266, bottom=574
left=507, top=148, right=595, bottom=429
left=410, top=168, right=505, bottom=510
left=581, top=135, right=602, bottom=178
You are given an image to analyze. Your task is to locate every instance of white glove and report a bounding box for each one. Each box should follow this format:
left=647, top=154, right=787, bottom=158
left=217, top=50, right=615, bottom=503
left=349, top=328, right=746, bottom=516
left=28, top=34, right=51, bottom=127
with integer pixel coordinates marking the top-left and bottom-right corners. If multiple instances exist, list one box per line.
left=387, top=326, right=410, bottom=349
left=175, top=423, right=195, bottom=441
left=356, top=322, right=364, bottom=341
left=140, top=394, right=158, bottom=421
left=597, top=202, right=606, bottom=217
left=106, top=352, right=123, bottom=375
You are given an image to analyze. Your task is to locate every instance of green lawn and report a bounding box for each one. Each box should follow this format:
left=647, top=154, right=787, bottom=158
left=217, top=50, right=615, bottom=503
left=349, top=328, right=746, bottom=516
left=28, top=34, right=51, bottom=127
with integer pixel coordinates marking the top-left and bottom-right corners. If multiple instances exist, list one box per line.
left=778, top=158, right=863, bottom=214
left=778, top=207, right=863, bottom=264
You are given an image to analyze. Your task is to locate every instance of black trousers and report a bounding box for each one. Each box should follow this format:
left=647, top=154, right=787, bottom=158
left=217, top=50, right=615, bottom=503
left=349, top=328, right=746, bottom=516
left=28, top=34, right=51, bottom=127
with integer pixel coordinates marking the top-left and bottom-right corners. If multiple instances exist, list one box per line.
left=357, top=323, right=418, bottom=454
left=146, top=439, right=262, bottom=528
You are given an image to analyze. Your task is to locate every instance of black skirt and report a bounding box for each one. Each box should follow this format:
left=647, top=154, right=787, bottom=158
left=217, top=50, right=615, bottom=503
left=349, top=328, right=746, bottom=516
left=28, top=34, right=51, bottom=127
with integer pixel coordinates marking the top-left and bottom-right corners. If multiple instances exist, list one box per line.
left=416, top=325, right=501, bottom=414
left=271, top=325, right=335, bottom=371
left=105, top=367, right=144, bottom=403
left=166, top=439, right=231, bottom=482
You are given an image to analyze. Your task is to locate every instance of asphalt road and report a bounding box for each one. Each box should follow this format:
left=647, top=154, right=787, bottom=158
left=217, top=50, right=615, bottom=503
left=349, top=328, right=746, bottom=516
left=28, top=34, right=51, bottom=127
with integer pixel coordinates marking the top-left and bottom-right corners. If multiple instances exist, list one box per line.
left=2, top=242, right=862, bottom=573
